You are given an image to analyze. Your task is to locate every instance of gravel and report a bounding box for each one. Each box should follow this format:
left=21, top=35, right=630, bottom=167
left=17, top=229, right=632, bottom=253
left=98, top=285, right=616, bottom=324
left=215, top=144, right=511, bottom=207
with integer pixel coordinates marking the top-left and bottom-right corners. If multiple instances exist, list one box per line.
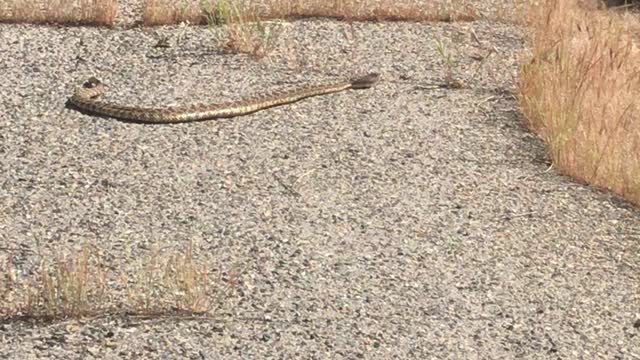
left=1, top=1, right=639, bottom=359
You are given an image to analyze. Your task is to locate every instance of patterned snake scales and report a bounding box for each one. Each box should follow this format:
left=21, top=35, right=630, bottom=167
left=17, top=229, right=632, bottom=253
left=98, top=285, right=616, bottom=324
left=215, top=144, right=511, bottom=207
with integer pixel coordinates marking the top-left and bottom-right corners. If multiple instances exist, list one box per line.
left=68, top=73, right=380, bottom=123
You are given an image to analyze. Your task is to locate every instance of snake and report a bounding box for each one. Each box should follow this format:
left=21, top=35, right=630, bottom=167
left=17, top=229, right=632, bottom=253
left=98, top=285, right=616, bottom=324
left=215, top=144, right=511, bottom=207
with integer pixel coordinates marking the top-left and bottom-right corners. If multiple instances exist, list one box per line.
left=68, top=73, right=380, bottom=123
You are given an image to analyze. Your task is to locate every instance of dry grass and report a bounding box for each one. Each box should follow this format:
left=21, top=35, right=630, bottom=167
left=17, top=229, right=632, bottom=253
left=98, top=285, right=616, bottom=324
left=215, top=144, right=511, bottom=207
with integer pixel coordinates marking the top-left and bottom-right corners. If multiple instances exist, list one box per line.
left=254, top=0, right=479, bottom=22
left=518, top=0, right=640, bottom=205
left=0, top=243, right=233, bottom=322
left=142, top=0, right=480, bottom=26
left=1, top=246, right=107, bottom=320
left=126, top=242, right=214, bottom=315
left=146, top=0, right=280, bottom=58
left=213, top=0, right=281, bottom=59
left=142, top=0, right=481, bottom=58
left=0, top=0, right=117, bottom=26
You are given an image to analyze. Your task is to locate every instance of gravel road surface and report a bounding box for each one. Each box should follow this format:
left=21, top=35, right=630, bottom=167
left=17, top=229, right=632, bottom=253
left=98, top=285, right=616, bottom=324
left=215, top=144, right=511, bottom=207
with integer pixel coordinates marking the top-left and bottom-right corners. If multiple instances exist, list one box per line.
left=1, top=1, right=639, bottom=358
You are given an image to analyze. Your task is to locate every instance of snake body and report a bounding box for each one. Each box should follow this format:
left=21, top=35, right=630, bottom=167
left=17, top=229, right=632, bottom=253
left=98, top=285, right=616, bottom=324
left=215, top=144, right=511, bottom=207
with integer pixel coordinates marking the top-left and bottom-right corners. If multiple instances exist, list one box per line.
left=68, top=73, right=380, bottom=123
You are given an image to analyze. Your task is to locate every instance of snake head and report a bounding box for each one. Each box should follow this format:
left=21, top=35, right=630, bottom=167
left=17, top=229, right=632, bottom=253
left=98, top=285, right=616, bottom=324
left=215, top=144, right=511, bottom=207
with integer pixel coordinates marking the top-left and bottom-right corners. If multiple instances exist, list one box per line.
left=350, top=73, right=380, bottom=89
left=83, top=77, right=103, bottom=88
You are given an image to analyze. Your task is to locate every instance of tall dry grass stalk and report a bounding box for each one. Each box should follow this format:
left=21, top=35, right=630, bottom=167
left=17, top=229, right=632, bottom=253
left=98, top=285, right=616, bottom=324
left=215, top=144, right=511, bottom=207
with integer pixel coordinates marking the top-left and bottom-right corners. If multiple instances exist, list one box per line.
left=0, top=0, right=117, bottom=26
left=518, top=0, right=640, bottom=204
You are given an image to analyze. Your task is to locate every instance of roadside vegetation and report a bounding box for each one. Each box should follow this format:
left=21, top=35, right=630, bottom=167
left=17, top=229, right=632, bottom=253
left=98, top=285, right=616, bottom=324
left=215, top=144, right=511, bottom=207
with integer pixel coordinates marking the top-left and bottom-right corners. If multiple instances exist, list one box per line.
left=142, top=0, right=483, bottom=58
left=518, top=0, right=640, bottom=205
left=142, top=0, right=481, bottom=26
left=0, top=243, right=237, bottom=322
left=0, top=0, right=117, bottom=26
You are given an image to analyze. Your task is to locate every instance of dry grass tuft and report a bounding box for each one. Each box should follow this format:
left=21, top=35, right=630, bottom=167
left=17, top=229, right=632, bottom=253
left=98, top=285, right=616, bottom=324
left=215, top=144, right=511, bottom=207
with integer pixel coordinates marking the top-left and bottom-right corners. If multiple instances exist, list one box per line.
left=518, top=0, right=640, bottom=205
left=145, top=0, right=280, bottom=58
left=215, top=0, right=281, bottom=59
left=127, top=242, right=213, bottom=315
left=1, top=247, right=107, bottom=320
left=0, top=0, right=117, bottom=26
left=0, top=243, right=230, bottom=322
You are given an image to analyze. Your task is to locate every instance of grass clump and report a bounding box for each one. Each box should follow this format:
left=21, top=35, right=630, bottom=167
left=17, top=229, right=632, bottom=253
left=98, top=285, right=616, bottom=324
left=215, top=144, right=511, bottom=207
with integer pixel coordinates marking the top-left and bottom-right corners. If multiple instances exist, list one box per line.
left=434, top=37, right=464, bottom=88
left=145, top=0, right=280, bottom=58
left=127, top=242, right=213, bottom=315
left=0, top=242, right=231, bottom=322
left=1, top=247, right=107, bottom=320
left=213, top=0, right=280, bottom=59
left=518, top=0, right=640, bottom=205
left=0, top=0, right=117, bottom=26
